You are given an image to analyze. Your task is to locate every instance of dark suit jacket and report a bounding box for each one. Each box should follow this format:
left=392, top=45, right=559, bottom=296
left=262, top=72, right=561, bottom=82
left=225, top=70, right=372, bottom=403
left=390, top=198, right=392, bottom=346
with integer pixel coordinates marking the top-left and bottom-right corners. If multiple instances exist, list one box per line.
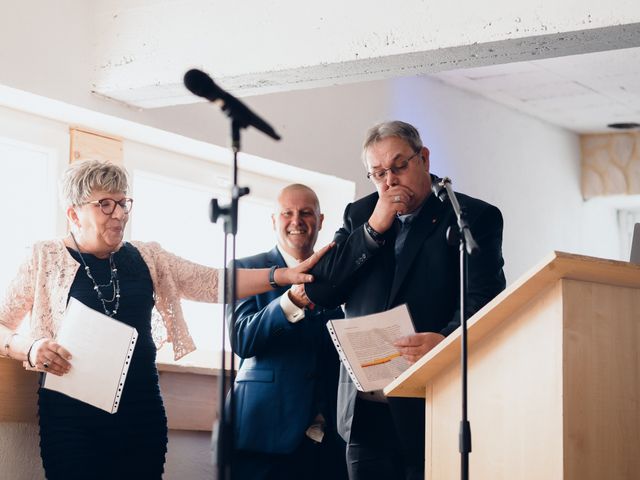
left=305, top=188, right=506, bottom=458
left=227, top=247, right=344, bottom=455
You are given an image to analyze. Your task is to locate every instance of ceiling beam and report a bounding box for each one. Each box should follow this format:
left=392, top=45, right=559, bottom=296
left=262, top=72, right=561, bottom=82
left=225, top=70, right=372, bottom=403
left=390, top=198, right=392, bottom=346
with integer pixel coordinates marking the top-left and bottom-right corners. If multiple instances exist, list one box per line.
left=92, top=0, right=640, bottom=108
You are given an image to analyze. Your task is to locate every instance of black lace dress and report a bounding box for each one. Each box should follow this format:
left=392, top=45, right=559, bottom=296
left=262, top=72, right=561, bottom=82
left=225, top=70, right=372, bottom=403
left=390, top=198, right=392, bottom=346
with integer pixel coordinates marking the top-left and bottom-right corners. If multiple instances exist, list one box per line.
left=38, top=243, right=168, bottom=480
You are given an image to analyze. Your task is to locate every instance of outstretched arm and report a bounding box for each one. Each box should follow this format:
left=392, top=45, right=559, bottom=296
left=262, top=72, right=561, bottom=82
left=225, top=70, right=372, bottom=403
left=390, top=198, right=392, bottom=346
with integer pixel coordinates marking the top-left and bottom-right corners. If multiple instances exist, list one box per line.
left=143, top=241, right=332, bottom=303
left=235, top=243, right=333, bottom=299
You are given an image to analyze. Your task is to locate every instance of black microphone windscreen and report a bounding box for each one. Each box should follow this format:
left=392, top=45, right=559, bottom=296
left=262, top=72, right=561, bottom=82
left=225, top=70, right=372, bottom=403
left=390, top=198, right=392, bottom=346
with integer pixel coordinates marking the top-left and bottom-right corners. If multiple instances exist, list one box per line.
left=182, top=68, right=281, bottom=141
left=184, top=69, right=219, bottom=100
left=431, top=177, right=448, bottom=202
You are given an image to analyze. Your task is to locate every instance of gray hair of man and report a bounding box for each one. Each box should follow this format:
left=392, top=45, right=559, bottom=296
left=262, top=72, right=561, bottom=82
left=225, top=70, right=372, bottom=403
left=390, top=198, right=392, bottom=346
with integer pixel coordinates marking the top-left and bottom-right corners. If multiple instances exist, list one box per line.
left=60, top=159, right=129, bottom=208
left=361, top=120, right=424, bottom=164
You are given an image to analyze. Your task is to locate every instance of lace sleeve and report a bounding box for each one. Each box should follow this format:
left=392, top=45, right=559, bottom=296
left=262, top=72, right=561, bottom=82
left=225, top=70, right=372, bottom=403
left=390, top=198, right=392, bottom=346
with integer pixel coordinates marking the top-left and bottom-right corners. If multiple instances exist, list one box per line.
left=158, top=247, right=221, bottom=303
left=134, top=241, right=216, bottom=360
left=0, top=247, right=36, bottom=331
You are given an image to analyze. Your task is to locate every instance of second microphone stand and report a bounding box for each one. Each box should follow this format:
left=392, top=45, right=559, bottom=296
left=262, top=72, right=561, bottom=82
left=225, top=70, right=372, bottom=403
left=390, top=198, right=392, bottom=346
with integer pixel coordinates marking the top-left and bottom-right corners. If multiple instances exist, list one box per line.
left=434, top=176, right=479, bottom=480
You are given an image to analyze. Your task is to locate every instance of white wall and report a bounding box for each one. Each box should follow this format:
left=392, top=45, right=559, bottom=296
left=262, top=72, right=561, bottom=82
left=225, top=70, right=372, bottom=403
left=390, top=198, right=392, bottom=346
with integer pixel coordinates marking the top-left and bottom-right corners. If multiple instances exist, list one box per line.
left=1, top=59, right=619, bottom=281
left=139, top=79, right=391, bottom=198
left=143, top=75, right=621, bottom=282
left=386, top=76, right=621, bottom=279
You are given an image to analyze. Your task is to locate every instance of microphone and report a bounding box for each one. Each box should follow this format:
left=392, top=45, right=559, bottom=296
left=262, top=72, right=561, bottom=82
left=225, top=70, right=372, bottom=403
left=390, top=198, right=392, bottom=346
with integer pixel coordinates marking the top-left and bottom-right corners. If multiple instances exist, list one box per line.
left=183, top=69, right=281, bottom=141
left=431, top=175, right=449, bottom=202
left=431, top=175, right=480, bottom=254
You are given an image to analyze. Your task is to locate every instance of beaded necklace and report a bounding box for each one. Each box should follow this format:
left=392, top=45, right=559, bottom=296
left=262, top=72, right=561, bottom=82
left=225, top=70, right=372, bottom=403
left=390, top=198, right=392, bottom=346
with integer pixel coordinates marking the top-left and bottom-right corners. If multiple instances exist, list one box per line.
left=70, top=232, right=121, bottom=317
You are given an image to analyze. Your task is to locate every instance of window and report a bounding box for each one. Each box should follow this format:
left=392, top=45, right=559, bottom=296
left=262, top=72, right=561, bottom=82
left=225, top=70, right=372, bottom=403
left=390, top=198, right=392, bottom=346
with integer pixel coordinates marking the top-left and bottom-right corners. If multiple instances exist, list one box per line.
left=0, top=137, right=57, bottom=332
left=130, top=170, right=276, bottom=367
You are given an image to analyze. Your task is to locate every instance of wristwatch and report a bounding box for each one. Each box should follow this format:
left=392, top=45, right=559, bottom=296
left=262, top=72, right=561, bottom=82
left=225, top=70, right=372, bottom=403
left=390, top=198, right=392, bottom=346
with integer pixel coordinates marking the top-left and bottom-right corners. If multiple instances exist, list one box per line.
left=268, top=265, right=280, bottom=289
left=364, top=221, right=385, bottom=246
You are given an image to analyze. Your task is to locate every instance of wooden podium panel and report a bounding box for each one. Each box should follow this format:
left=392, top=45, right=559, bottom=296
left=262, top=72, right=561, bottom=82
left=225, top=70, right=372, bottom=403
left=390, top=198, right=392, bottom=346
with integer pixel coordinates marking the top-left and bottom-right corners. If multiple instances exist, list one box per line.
left=425, top=282, right=565, bottom=479
left=562, top=280, right=640, bottom=479
left=385, top=252, right=640, bottom=480
left=0, top=357, right=39, bottom=423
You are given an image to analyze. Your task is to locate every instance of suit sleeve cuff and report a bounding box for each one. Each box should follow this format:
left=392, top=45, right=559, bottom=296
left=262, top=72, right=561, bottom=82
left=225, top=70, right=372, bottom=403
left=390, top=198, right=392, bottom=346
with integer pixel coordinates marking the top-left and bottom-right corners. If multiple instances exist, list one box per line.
left=280, top=290, right=306, bottom=323
left=363, top=225, right=383, bottom=250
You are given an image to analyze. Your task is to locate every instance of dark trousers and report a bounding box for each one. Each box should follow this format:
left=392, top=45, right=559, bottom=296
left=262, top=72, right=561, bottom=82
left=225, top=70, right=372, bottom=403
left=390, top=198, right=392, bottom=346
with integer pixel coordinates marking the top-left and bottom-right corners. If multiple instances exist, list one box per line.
left=232, top=431, right=348, bottom=480
left=346, top=398, right=424, bottom=480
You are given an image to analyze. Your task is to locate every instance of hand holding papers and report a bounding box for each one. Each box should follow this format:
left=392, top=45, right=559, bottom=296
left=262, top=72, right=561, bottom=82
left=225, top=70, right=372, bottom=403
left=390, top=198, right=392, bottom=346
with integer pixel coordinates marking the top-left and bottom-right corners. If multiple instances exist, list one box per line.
left=326, top=304, right=415, bottom=392
left=43, top=298, right=138, bottom=413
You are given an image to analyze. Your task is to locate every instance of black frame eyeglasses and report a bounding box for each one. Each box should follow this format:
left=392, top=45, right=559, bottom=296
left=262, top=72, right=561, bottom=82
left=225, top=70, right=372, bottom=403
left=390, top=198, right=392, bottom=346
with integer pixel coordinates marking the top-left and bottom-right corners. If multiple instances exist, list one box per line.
left=366, top=151, right=421, bottom=183
left=84, top=197, right=134, bottom=215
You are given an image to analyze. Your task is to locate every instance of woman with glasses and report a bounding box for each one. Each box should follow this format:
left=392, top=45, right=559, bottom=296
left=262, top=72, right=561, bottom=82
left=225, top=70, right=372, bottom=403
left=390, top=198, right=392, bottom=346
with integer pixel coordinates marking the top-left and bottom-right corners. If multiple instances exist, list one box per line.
left=0, top=159, right=329, bottom=479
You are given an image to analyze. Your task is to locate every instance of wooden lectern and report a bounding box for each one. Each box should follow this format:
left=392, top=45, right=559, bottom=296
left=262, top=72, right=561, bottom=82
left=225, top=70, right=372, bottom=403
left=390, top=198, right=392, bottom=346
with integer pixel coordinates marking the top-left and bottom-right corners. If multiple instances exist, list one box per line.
left=0, top=357, right=38, bottom=423
left=384, top=252, right=640, bottom=479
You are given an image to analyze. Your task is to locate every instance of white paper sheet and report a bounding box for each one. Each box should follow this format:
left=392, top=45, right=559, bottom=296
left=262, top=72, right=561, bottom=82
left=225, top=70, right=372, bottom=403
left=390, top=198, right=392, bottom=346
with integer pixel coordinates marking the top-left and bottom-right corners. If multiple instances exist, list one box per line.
left=326, top=304, right=415, bottom=392
left=43, top=298, right=138, bottom=413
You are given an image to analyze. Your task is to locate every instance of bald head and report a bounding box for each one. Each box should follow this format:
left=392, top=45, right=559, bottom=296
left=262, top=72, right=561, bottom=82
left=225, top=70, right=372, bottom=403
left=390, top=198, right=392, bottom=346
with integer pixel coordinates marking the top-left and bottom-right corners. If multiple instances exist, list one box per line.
left=277, top=184, right=320, bottom=212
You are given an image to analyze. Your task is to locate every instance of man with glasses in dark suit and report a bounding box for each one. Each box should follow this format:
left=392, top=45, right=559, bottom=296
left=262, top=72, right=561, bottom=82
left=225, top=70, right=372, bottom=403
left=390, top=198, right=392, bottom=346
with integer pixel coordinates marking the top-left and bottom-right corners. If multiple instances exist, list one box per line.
left=305, top=120, right=506, bottom=480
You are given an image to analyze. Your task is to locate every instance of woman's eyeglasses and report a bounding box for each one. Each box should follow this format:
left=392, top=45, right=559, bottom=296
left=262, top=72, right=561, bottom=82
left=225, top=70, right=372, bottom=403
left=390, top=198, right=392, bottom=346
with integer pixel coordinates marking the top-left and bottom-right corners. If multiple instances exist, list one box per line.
left=84, top=198, right=134, bottom=215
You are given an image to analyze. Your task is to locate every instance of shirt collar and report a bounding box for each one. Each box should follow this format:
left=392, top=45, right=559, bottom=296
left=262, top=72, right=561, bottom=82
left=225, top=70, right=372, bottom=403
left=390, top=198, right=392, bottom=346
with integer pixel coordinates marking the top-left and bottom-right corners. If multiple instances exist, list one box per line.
left=276, top=245, right=302, bottom=267
left=397, top=196, right=427, bottom=225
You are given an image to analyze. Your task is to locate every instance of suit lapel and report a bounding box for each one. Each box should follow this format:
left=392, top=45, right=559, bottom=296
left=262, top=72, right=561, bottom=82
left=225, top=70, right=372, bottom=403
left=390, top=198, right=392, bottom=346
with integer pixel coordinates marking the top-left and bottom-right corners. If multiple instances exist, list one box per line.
left=267, top=246, right=286, bottom=268
left=388, top=195, right=444, bottom=305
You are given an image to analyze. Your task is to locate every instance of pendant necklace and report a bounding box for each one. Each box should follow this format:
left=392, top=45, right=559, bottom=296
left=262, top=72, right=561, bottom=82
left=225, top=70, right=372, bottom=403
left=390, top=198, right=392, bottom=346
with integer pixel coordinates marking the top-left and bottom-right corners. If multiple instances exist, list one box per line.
left=69, top=232, right=121, bottom=317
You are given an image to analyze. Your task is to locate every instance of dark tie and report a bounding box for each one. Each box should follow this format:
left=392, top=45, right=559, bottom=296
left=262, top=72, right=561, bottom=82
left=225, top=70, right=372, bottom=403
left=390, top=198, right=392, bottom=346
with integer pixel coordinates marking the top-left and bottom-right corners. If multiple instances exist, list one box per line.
left=394, top=215, right=413, bottom=258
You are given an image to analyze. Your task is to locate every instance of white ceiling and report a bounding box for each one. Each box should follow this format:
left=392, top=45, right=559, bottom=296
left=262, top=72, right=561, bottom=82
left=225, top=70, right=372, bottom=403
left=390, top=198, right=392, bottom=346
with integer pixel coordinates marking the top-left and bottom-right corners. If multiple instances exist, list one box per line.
left=431, top=46, right=640, bottom=134
left=3, top=1, right=637, bottom=137
left=83, top=0, right=640, bottom=137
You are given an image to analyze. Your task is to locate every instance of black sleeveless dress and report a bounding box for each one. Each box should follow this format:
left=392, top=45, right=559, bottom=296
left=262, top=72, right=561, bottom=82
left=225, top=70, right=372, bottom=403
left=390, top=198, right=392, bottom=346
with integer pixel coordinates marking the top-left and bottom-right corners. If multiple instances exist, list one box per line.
left=38, top=243, right=168, bottom=480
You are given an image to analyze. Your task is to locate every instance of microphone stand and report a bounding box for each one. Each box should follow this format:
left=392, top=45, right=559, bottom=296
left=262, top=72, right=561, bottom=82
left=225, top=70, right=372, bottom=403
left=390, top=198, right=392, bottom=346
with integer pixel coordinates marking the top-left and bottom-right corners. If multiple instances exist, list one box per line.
left=210, top=119, right=248, bottom=480
left=182, top=68, right=280, bottom=480
left=434, top=176, right=479, bottom=480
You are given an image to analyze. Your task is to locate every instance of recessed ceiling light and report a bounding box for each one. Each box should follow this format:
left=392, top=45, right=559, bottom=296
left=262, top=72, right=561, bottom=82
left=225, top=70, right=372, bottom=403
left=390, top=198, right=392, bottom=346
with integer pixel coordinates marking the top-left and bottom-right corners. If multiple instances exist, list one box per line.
left=607, top=122, right=640, bottom=130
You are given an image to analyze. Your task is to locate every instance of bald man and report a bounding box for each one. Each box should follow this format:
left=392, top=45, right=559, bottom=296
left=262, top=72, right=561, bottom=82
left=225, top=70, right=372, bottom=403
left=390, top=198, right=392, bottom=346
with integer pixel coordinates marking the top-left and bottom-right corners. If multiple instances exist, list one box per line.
left=226, top=184, right=347, bottom=480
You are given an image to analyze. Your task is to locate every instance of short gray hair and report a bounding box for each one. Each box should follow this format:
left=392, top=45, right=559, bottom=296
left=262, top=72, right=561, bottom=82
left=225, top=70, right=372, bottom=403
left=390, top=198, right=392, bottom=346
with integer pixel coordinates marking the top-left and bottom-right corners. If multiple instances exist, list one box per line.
left=60, top=160, right=129, bottom=207
left=361, top=120, right=423, bottom=163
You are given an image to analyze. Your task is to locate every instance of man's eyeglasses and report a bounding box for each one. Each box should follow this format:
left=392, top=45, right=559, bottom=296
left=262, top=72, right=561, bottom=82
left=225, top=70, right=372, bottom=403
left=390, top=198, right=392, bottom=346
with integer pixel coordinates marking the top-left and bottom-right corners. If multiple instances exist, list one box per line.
left=84, top=198, right=134, bottom=215
left=366, top=151, right=420, bottom=183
